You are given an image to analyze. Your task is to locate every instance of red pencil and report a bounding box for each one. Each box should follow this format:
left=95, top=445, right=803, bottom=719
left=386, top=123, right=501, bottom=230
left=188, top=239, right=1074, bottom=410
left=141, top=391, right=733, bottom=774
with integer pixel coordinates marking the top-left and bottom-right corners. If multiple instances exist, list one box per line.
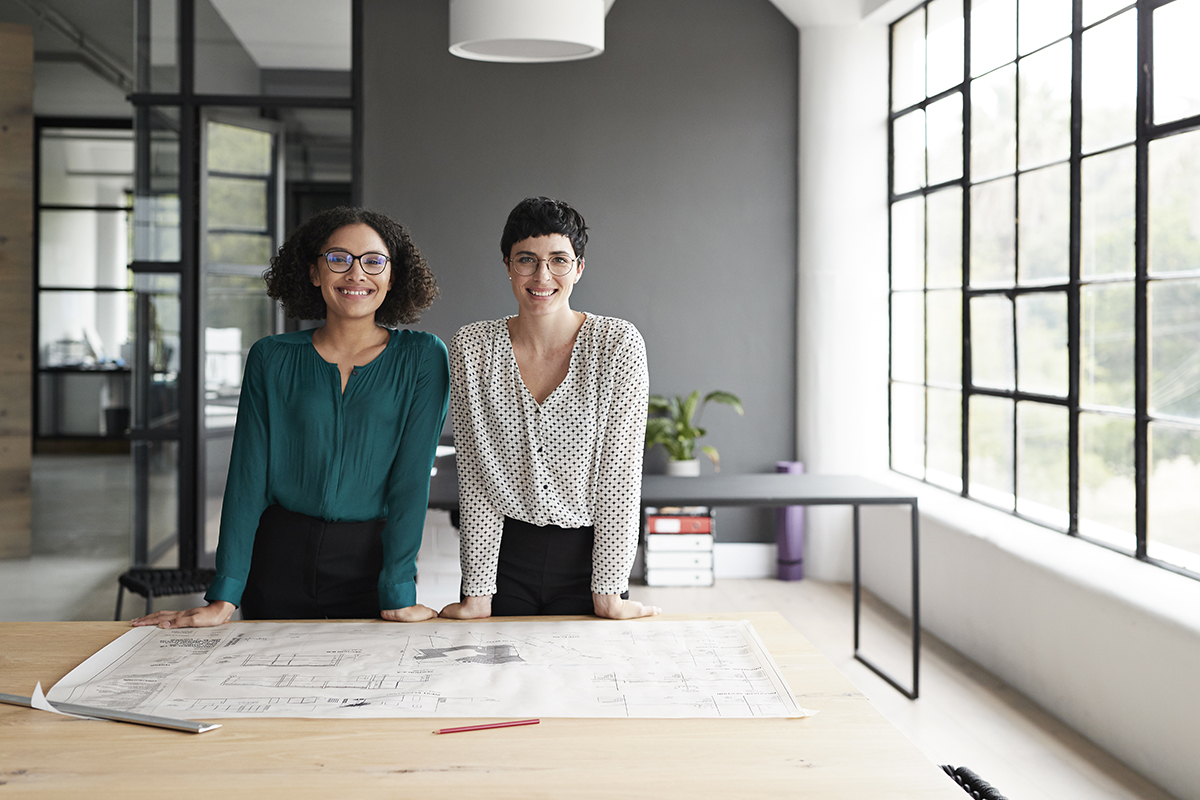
left=434, top=718, right=540, bottom=735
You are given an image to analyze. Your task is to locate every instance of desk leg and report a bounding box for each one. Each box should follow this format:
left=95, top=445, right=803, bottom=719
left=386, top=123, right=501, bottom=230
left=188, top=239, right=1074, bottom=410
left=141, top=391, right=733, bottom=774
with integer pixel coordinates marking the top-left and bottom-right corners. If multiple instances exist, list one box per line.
left=852, top=504, right=861, bottom=652
left=911, top=501, right=920, bottom=698
left=852, top=501, right=920, bottom=700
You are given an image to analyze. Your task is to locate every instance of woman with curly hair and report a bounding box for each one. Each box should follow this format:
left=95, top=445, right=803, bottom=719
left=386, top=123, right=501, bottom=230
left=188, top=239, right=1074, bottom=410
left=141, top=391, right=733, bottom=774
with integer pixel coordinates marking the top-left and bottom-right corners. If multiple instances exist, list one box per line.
left=133, top=207, right=449, bottom=627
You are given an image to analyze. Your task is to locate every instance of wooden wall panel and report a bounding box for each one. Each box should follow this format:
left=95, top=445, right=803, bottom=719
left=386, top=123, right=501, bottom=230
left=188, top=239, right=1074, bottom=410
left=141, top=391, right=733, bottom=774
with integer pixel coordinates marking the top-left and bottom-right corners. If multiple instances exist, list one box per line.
left=0, top=22, right=33, bottom=559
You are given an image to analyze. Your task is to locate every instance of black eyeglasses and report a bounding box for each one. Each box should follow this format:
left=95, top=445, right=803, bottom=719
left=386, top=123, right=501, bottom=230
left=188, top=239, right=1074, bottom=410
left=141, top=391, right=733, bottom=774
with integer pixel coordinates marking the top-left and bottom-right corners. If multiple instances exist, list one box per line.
left=509, top=254, right=579, bottom=276
left=320, top=250, right=390, bottom=275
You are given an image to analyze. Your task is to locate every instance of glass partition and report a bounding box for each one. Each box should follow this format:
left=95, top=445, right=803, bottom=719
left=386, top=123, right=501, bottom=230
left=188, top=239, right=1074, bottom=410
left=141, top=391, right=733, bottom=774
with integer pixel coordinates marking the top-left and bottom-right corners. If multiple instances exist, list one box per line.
left=36, top=125, right=134, bottom=443
left=199, top=113, right=284, bottom=562
left=130, top=0, right=356, bottom=569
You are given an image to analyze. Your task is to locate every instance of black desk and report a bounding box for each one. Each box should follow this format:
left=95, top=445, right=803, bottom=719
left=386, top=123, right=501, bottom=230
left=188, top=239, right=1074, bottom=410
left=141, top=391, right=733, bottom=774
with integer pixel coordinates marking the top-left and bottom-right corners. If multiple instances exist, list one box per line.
left=429, top=466, right=920, bottom=698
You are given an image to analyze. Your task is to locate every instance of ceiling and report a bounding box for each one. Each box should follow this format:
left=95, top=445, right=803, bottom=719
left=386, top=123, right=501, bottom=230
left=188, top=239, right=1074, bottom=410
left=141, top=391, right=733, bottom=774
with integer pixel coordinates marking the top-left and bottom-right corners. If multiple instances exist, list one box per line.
left=767, top=0, right=920, bottom=26
left=208, top=0, right=350, bottom=71
left=0, top=0, right=923, bottom=117
left=767, top=0, right=865, bottom=26
left=0, top=0, right=133, bottom=68
left=0, top=0, right=353, bottom=77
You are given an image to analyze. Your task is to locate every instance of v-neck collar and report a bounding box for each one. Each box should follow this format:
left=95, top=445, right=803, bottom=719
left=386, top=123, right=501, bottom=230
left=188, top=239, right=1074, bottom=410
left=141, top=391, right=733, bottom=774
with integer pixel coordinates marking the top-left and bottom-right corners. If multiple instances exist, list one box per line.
left=503, top=313, right=590, bottom=408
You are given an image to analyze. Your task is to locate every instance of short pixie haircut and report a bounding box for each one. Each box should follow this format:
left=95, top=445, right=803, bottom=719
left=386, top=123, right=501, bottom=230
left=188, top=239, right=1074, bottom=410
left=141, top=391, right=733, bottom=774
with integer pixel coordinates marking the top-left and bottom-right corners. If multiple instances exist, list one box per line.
left=264, top=207, right=437, bottom=327
left=500, top=196, right=588, bottom=261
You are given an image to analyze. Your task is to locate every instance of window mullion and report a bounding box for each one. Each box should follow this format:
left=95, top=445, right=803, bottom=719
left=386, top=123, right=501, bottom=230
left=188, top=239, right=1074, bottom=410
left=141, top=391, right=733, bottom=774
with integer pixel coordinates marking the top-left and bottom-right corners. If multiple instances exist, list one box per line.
left=1067, top=0, right=1084, bottom=536
left=961, top=0, right=973, bottom=497
left=1133, top=0, right=1151, bottom=560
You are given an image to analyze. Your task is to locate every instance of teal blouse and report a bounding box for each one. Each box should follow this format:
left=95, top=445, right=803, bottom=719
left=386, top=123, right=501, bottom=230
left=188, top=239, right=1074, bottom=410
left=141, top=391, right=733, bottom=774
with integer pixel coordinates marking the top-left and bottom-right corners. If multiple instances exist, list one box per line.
left=204, top=328, right=450, bottom=611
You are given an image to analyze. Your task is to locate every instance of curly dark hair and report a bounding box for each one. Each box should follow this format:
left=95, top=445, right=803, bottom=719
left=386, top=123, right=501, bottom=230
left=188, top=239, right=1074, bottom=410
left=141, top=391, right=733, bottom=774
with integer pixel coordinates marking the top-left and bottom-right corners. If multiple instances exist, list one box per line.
left=500, top=196, right=588, bottom=260
left=263, top=207, right=438, bottom=327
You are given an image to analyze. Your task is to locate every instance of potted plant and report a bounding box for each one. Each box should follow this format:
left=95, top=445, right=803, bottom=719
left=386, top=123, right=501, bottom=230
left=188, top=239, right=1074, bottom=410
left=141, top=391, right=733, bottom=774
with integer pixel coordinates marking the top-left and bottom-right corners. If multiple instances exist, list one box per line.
left=645, top=390, right=743, bottom=476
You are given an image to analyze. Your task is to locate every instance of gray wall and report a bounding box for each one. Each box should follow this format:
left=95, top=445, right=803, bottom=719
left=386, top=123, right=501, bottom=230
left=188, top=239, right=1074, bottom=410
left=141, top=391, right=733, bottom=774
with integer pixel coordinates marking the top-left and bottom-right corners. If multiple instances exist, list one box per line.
left=362, top=0, right=797, bottom=543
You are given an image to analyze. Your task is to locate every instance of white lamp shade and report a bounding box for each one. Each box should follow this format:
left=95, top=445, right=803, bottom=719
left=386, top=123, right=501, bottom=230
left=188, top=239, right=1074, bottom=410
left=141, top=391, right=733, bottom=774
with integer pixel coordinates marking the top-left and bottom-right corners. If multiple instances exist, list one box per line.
left=449, top=0, right=605, bottom=63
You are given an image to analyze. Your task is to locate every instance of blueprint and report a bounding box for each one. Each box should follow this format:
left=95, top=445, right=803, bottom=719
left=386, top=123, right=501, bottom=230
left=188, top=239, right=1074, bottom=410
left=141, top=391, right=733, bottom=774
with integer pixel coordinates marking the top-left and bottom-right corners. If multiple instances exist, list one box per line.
left=46, top=620, right=811, bottom=720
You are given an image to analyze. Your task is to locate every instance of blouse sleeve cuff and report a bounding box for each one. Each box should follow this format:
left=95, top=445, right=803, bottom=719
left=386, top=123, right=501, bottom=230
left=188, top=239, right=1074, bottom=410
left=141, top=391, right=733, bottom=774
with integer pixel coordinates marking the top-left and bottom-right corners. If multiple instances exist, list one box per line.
left=379, top=579, right=417, bottom=611
left=461, top=581, right=498, bottom=598
left=590, top=580, right=630, bottom=596
left=204, top=575, right=245, bottom=608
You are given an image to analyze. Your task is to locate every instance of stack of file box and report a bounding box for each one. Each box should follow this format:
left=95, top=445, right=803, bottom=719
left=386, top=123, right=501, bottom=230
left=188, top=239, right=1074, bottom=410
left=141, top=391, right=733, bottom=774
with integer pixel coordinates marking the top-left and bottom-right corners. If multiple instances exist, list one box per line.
left=642, top=506, right=715, bottom=586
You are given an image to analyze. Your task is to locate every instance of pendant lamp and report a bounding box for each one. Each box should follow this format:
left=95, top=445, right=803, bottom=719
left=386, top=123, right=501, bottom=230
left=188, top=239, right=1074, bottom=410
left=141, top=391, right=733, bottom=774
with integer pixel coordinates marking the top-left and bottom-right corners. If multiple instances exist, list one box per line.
left=449, top=0, right=607, bottom=63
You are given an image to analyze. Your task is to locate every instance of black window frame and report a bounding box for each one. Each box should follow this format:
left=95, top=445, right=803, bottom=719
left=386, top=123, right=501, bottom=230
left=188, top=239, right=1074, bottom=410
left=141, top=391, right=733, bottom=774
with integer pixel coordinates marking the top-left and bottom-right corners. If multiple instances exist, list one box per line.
left=127, top=0, right=363, bottom=570
left=887, top=0, right=1200, bottom=581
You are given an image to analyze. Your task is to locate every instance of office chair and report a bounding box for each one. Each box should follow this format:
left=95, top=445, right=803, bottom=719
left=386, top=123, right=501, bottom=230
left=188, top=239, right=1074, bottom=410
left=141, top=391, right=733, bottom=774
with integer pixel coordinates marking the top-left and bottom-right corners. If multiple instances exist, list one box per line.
left=114, top=567, right=217, bottom=620
left=941, top=765, right=1008, bottom=800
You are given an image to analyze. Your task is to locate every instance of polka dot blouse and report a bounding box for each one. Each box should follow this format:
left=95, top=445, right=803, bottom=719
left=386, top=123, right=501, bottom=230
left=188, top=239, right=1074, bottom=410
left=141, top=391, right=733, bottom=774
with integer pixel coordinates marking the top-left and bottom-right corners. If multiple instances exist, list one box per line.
left=449, top=313, right=650, bottom=597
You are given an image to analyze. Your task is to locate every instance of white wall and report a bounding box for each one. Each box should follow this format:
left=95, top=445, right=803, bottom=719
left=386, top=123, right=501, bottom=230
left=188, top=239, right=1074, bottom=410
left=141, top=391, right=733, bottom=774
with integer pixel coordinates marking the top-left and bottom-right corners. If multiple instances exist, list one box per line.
left=795, top=23, right=891, bottom=581
left=796, top=21, right=1200, bottom=800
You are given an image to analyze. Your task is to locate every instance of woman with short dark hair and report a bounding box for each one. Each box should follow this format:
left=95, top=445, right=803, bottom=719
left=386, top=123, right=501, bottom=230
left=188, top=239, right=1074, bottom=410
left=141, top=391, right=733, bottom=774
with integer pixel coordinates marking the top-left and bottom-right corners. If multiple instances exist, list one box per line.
left=441, top=197, right=660, bottom=620
left=134, top=207, right=448, bottom=628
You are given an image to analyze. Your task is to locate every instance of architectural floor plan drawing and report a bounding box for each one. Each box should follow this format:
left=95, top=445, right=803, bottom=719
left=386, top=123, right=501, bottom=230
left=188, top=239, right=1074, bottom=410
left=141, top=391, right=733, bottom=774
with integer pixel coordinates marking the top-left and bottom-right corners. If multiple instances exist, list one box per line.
left=45, top=620, right=811, bottom=720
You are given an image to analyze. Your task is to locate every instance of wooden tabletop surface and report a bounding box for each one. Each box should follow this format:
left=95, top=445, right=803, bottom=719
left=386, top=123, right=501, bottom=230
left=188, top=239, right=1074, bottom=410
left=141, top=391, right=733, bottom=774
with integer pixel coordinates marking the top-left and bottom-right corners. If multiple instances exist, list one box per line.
left=0, top=613, right=963, bottom=798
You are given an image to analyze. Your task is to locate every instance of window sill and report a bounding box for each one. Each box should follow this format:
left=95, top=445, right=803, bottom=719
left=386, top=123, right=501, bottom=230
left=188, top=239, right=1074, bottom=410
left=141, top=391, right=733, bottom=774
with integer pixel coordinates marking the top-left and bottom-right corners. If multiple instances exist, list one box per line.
left=873, top=470, right=1200, bottom=637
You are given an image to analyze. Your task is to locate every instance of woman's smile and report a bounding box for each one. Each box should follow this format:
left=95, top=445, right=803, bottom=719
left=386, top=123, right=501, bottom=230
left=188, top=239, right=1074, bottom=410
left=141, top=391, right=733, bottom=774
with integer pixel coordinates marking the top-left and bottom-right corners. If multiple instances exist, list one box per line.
left=311, top=223, right=392, bottom=322
left=506, top=233, right=582, bottom=316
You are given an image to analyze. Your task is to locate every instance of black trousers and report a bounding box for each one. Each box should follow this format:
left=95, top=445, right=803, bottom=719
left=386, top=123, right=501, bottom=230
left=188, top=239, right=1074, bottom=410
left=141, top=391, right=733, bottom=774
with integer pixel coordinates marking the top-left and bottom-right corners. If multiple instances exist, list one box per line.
left=241, top=504, right=385, bottom=620
left=491, top=517, right=628, bottom=616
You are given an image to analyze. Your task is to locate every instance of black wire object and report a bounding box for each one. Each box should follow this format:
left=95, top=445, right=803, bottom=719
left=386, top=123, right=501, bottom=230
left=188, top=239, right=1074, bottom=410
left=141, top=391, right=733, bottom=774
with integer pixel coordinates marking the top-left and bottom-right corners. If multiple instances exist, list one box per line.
left=115, top=568, right=217, bottom=619
left=940, top=765, right=1009, bottom=800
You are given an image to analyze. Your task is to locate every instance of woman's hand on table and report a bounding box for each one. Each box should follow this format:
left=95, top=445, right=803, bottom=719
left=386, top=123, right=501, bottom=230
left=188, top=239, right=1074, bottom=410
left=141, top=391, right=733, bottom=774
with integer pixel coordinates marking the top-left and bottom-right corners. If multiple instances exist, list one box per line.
left=438, top=595, right=493, bottom=619
left=593, top=593, right=661, bottom=619
left=131, top=601, right=236, bottom=629
left=380, top=604, right=438, bottom=622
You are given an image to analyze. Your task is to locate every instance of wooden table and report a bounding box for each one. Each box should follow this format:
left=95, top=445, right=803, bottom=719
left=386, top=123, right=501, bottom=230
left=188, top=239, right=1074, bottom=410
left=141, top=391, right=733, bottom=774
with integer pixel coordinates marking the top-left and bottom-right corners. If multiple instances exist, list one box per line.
left=0, top=614, right=962, bottom=798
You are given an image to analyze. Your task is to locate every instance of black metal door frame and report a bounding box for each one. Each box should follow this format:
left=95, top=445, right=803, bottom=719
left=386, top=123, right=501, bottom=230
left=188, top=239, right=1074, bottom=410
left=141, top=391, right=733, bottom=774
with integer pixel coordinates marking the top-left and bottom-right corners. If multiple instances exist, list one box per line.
left=128, top=0, right=362, bottom=569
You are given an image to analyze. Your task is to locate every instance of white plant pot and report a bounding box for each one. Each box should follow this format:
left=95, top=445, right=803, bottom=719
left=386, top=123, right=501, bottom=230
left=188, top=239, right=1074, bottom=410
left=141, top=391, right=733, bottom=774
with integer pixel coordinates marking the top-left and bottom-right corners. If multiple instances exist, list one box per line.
left=666, top=459, right=701, bottom=477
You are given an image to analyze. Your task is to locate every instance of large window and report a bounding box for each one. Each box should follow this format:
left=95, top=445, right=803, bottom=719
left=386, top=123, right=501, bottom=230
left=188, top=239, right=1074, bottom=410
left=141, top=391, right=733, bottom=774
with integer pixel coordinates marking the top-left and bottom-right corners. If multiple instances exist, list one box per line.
left=889, top=0, right=1200, bottom=577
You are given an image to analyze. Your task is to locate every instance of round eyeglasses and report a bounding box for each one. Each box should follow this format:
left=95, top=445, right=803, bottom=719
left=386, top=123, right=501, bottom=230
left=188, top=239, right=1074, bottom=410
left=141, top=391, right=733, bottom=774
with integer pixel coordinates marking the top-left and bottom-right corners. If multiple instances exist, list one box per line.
left=509, top=254, right=579, bottom=276
left=320, top=250, right=390, bottom=275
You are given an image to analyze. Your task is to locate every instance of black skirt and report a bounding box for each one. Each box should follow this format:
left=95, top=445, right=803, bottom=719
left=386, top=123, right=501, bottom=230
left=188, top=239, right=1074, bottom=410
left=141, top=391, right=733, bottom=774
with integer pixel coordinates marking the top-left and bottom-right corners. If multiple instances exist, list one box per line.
left=491, top=516, right=628, bottom=616
left=240, top=504, right=385, bottom=620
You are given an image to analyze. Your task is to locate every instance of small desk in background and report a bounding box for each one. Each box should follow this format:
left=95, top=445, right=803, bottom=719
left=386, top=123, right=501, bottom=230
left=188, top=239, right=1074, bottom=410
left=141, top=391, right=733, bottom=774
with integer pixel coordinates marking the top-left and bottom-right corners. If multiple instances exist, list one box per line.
left=0, top=614, right=959, bottom=798
left=640, top=474, right=921, bottom=699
